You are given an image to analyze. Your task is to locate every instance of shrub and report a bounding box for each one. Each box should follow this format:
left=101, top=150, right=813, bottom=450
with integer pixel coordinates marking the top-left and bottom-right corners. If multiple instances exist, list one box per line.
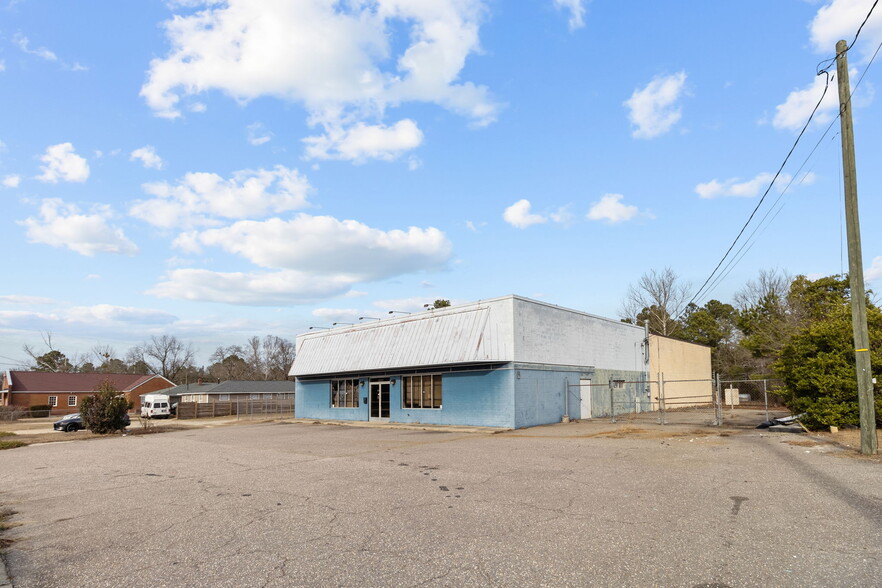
left=80, top=380, right=131, bottom=434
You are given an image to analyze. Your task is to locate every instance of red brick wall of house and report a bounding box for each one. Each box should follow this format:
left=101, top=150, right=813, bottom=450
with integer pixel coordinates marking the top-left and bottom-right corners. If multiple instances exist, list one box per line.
left=10, top=392, right=90, bottom=415
left=128, top=377, right=176, bottom=410
left=10, top=376, right=174, bottom=415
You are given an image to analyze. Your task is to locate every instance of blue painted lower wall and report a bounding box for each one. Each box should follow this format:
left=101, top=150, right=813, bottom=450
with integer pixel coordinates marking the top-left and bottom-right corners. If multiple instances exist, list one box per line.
left=295, top=364, right=646, bottom=429
left=296, top=369, right=514, bottom=428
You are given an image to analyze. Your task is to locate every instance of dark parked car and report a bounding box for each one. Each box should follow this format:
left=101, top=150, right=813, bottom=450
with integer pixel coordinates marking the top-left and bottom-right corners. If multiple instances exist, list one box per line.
left=53, top=412, right=131, bottom=432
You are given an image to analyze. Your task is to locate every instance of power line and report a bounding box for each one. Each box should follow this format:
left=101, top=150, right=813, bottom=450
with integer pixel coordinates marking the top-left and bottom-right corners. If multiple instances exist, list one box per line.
left=682, top=3, right=881, bottom=313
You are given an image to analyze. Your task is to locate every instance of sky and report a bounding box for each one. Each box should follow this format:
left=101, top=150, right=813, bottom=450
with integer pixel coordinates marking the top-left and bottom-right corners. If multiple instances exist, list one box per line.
left=2, top=0, right=882, bottom=370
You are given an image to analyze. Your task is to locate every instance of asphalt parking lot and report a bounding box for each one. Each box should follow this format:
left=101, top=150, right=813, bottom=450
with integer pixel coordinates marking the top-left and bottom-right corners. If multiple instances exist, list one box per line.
left=1, top=420, right=880, bottom=587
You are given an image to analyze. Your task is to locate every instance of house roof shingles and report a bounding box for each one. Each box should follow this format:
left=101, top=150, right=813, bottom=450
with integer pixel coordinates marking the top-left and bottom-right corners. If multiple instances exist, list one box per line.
left=7, top=371, right=173, bottom=393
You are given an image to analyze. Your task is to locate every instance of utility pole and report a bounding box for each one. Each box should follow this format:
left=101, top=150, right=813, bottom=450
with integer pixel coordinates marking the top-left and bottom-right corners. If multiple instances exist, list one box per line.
left=835, top=39, right=877, bottom=455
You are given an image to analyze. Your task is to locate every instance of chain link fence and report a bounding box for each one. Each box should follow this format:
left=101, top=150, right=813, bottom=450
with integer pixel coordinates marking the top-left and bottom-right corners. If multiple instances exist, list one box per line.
left=569, top=376, right=789, bottom=427
left=0, top=406, right=53, bottom=421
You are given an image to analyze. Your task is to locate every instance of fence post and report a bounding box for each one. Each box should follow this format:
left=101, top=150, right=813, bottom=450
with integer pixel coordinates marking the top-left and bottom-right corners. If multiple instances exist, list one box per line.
left=713, top=373, right=722, bottom=426
left=609, top=379, right=616, bottom=423
left=763, top=379, right=769, bottom=422
left=659, top=373, right=667, bottom=425
left=563, top=377, right=569, bottom=422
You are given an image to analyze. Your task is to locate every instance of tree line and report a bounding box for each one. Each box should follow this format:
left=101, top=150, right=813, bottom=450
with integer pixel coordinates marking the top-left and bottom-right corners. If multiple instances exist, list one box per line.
left=21, top=333, right=295, bottom=383
left=621, top=267, right=882, bottom=428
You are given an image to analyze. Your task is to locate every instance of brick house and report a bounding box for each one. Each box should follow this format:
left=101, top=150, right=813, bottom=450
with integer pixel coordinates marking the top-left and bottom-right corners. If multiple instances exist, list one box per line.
left=1, top=371, right=176, bottom=415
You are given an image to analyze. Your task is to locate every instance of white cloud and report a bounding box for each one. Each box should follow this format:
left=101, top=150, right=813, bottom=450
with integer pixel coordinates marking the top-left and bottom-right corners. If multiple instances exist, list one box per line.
left=553, top=0, right=587, bottom=31
left=624, top=72, right=688, bottom=139
left=311, top=308, right=361, bottom=323
left=63, top=304, right=176, bottom=325
left=503, top=199, right=547, bottom=229
left=37, top=143, right=90, bottom=183
left=247, top=122, right=273, bottom=146
left=2, top=174, right=21, bottom=188
left=303, top=119, right=424, bottom=162
left=372, top=297, right=436, bottom=313
left=153, top=213, right=453, bottom=304
left=586, top=194, right=639, bottom=224
left=810, top=0, right=882, bottom=59
left=549, top=206, right=574, bottom=225
left=0, top=60, right=5, bottom=72
left=147, top=268, right=358, bottom=305
left=866, top=256, right=882, bottom=282
left=695, top=171, right=811, bottom=199
left=130, top=145, right=164, bottom=170
left=189, top=214, right=452, bottom=279
left=771, top=71, right=844, bottom=131
left=141, top=0, right=497, bottom=160
left=0, top=295, right=55, bottom=305
left=0, top=305, right=175, bottom=329
left=130, top=165, right=311, bottom=228
left=13, top=33, right=57, bottom=61
left=19, top=198, right=139, bottom=256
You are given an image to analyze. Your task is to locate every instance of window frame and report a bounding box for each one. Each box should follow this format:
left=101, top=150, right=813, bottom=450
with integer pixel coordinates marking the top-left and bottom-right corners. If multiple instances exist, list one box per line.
left=67, top=395, right=77, bottom=407
left=330, top=378, right=360, bottom=408
left=48, top=395, right=58, bottom=407
left=401, top=373, right=443, bottom=410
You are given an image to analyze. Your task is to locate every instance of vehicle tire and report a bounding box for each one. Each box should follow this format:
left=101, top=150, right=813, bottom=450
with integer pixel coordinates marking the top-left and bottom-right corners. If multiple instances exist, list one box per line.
left=65, top=423, right=78, bottom=432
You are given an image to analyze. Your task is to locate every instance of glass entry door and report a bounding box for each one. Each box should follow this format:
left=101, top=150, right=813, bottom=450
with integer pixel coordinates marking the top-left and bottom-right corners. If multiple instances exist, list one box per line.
left=370, top=380, right=391, bottom=420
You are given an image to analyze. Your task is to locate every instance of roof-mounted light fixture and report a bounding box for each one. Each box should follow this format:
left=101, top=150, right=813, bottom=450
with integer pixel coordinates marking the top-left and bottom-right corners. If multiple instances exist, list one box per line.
left=332, top=322, right=354, bottom=326
left=359, top=316, right=381, bottom=321
left=308, top=326, right=329, bottom=330
left=388, top=310, right=410, bottom=315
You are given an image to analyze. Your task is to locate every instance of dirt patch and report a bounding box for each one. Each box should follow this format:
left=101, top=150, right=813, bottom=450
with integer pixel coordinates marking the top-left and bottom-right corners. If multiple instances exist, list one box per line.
left=813, top=428, right=882, bottom=462
left=784, top=440, right=822, bottom=448
left=503, top=425, right=730, bottom=441
left=2, top=424, right=194, bottom=447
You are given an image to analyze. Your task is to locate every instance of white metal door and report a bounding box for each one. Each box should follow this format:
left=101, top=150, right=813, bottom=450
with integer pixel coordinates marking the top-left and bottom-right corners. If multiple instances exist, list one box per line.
left=579, top=379, right=592, bottom=419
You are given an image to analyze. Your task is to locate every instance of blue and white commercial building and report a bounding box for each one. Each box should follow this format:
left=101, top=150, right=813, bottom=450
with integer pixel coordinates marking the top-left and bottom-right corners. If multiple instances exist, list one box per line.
left=290, top=295, right=649, bottom=429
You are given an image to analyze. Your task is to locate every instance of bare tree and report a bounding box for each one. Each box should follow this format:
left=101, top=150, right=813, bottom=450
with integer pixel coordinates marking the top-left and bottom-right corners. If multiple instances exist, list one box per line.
left=263, top=335, right=295, bottom=380
left=131, top=335, right=195, bottom=382
left=208, top=345, right=248, bottom=381
left=245, top=336, right=265, bottom=379
left=620, top=267, right=691, bottom=337
left=733, top=268, right=792, bottom=311
left=23, top=331, right=86, bottom=372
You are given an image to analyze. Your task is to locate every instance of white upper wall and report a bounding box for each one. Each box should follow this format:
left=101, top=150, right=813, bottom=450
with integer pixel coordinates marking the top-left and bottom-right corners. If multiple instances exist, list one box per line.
left=290, top=295, right=647, bottom=377
left=512, top=297, right=646, bottom=371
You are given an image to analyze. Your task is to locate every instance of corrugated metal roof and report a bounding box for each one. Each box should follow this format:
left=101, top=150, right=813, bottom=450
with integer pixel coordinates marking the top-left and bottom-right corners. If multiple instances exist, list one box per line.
left=291, top=304, right=511, bottom=376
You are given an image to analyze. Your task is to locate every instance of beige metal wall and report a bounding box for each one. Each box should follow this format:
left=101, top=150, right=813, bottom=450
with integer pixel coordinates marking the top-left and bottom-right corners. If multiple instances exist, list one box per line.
left=648, top=335, right=713, bottom=409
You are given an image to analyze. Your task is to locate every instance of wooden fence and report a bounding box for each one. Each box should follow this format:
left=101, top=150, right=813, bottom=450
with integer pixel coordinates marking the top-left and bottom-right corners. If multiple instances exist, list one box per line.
left=176, top=399, right=294, bottom=419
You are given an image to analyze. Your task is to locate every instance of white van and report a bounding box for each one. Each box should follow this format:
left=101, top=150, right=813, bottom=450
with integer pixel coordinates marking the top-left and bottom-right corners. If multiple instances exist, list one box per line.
left=141, top=394, right=172, bottom=419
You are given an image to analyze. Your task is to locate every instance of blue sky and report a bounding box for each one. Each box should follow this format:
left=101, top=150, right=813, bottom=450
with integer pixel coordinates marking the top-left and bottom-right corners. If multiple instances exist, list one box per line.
left=2, top=0, right=881, bottom=369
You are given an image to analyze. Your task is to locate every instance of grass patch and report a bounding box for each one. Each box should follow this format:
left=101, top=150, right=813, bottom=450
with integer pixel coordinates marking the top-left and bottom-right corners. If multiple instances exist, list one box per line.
left=0, top=431, right=15, bottom=437
left=1, top=506, right=17, bottom=549
left=0, top=440, right=27, bottom=450
left=0, top=507, right=15, bottom=532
